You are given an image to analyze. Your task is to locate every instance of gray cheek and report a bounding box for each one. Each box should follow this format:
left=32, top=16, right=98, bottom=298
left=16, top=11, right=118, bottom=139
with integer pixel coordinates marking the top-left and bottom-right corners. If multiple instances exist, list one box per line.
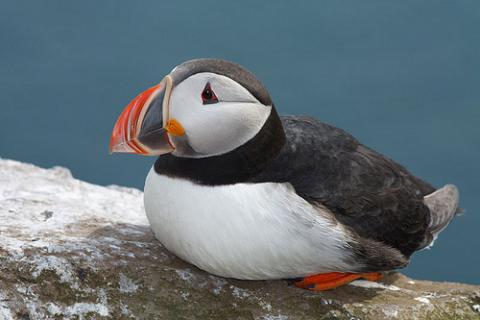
left=171, top=135, right=204, bottom=158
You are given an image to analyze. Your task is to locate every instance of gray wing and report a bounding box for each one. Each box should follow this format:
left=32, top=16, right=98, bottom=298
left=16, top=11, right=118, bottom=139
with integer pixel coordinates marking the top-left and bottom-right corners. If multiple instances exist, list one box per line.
left=252, top=116, right=436, bottom=259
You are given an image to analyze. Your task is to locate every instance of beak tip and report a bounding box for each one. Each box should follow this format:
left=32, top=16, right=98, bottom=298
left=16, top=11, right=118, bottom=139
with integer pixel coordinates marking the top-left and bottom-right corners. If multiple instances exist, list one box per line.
left=108, top=135, right=117, bottom=154
left=109, top=79, right=174, bottom=156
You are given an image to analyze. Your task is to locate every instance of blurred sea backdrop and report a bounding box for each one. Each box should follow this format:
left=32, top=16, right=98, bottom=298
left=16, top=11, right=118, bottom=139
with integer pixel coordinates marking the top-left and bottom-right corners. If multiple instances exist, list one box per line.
left=1, top=1, right=479, bottom=283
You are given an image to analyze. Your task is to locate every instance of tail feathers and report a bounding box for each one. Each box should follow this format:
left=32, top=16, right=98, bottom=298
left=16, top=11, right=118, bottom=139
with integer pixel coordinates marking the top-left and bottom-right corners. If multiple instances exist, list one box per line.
left=421, top=184, right=460, bottom=249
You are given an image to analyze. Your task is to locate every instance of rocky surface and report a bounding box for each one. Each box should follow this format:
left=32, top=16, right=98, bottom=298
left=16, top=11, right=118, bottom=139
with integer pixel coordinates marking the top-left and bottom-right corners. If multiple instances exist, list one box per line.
left=0, top=158, right=479, bottom=320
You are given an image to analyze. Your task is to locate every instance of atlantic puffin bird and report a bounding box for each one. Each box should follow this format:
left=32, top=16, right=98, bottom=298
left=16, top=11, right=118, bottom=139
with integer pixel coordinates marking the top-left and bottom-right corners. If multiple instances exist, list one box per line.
left=110, top=59, right=460, bottom=291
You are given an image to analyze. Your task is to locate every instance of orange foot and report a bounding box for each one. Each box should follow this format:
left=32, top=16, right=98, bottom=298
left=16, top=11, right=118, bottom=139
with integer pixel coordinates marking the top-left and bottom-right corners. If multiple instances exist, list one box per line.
left=294, top=272, right=383, bottom=291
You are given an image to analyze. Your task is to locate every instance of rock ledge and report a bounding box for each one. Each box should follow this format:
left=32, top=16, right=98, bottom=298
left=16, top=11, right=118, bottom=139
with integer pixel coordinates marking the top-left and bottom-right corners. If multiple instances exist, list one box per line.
left=0, top=159, right=479, bottom=319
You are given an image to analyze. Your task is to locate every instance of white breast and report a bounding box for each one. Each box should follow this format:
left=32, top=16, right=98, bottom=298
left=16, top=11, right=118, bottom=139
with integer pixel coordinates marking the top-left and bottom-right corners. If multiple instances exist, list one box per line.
left=144, top=168, right=357, bottom=280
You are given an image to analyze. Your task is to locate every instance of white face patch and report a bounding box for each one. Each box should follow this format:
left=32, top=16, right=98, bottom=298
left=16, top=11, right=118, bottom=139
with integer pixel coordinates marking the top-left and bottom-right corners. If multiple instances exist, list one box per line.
left=167, top=72, right=272, bottom=158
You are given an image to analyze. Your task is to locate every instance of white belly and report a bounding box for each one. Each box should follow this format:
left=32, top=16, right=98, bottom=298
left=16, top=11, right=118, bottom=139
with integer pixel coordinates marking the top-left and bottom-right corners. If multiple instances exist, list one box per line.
left=144, top=168, right=356, bottom=280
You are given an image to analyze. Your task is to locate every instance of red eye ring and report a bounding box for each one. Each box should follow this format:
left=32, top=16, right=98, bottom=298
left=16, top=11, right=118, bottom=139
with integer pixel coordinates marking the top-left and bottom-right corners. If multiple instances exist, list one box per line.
left=201, top=83, right=218, bottom=105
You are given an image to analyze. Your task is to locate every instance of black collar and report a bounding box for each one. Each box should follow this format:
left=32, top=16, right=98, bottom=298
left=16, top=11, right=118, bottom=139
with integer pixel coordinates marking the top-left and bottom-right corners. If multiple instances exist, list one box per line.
left=154, top=107, right=285, bottom=185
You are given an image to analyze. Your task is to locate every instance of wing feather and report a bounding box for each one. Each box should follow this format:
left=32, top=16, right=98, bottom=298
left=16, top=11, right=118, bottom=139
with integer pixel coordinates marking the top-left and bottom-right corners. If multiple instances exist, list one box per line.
left=252, top=116, right=436, bottom=257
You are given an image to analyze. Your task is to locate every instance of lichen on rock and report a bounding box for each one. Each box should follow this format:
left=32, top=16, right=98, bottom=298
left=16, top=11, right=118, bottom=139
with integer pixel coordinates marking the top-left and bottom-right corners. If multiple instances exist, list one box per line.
left=0, top=159, right=479, bottom=319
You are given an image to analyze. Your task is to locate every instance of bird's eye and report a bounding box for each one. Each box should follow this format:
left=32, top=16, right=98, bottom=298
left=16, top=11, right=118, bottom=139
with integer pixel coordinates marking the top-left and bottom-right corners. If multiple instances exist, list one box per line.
left=201, top=83, right=218, bottom=105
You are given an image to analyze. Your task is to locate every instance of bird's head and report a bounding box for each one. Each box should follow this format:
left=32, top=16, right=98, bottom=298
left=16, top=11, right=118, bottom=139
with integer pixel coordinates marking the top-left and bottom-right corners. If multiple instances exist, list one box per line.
left=109, top=59, right=279, bottom=158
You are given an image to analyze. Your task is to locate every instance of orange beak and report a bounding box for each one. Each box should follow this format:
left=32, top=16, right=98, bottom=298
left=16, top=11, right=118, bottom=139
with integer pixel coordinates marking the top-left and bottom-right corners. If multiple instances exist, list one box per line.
left=109, top=75, right=184, bottom=155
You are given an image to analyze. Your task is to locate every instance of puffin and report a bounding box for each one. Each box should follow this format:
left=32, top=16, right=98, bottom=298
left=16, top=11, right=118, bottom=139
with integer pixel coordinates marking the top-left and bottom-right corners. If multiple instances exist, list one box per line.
left=109, top=59, right=460, bottom=291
